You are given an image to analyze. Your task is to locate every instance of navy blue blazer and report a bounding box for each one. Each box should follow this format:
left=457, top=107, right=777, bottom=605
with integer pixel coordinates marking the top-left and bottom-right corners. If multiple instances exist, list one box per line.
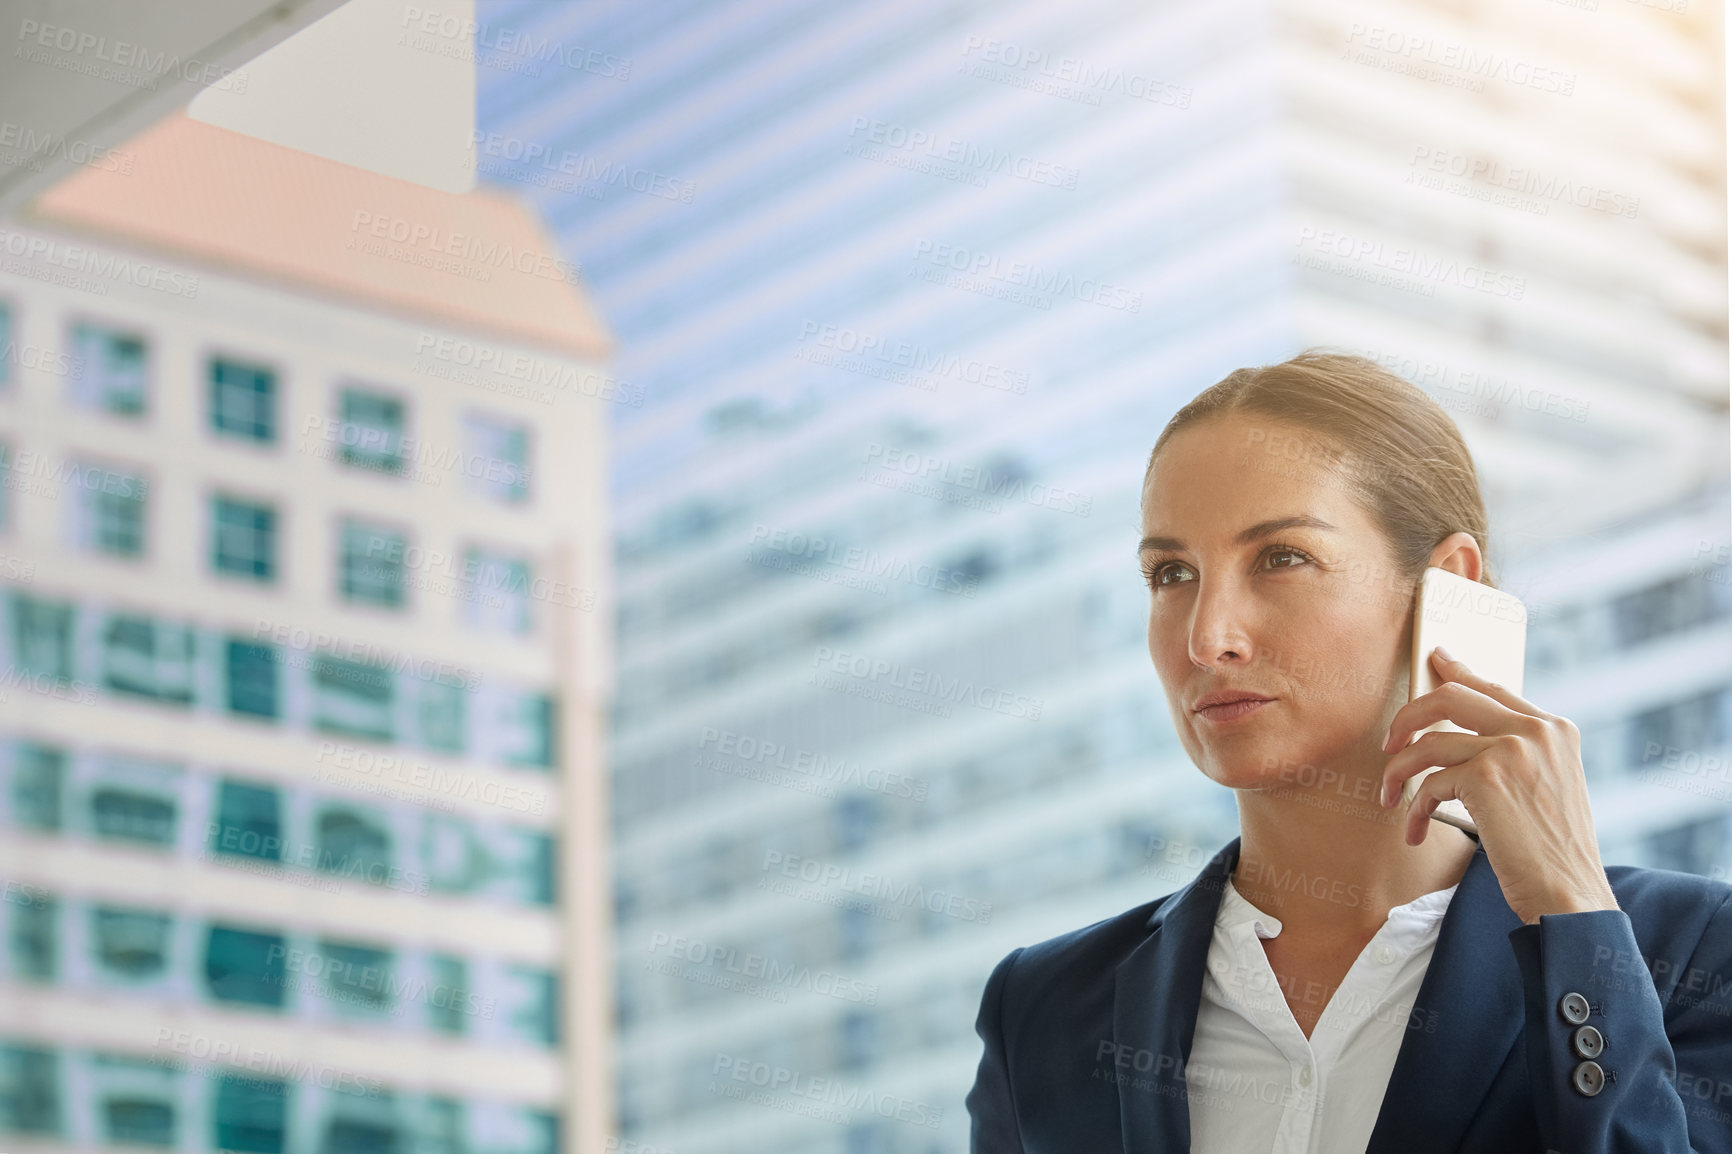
left=966, top=835, right=1732, bottom=1152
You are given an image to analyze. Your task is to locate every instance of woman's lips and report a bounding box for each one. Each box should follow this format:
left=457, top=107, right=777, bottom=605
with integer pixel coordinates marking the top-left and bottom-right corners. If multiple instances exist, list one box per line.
left=1196, top=698, right=1273, bottom=722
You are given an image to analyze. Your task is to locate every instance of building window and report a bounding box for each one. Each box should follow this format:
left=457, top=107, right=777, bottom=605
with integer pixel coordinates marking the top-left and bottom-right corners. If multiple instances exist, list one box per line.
left=91, top=906, right=172, bottom=980
left=339, top=520, right=407, bottom=608
left=0, top=302, right=13, bottom=389
left=212, top=780, right=282, bottom=862
left=10, top=594, right=75, bottom=680
left=417, top=676, right=466, bottom=754
left=90, top=786, right=177, bottom=847
left=226, top=639, right=280, bottom=720
left=104, top=1095, right=175, bottom=1148
left=204, top=925, right=286, bottom=1008
left=212, top=496, right=278, bottom=581
left=337, top=386, right=406, bottom=475
left=0, top=1045, right=60, bottom=1135
left=213, top=1073, right=287, bottom=1154
left=311, top=655, right=393, bottom=740
left=461, top=547, right=531, bottom=635
left=102, top=614, right=195, bottom=704
left=496, top=692, right=555, bottom=769
left=461, top=411, right=531, bottom=504
left=70, top=462, right=148, bottom=557
left=504, top=965, right=559, bottom=1047
left=6, top=893, right=57, bottom=981
left=209, top=356, right=277, bottom=443
left=317, top=939, right=394, bottom=1012
left=10, top=742, right=65, bottom=831
left=70, top=322, right=148, bottom=415
left=429, top=955, right=470, bottom=1034
left=315, top=804, right=390, bottom=878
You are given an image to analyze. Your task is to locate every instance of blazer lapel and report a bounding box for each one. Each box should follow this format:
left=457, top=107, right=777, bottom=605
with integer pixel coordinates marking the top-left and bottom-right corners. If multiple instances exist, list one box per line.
left=1113, top=835, right=1240, bottom=1152
left=1112, top=837, right=1525, bottom=1154
left=1363, top=840, right=1526, bottom=1153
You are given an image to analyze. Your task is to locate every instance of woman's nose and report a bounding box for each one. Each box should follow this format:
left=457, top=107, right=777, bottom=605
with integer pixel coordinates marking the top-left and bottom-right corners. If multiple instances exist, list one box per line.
left=1186, top=580, right=1255, bottom=668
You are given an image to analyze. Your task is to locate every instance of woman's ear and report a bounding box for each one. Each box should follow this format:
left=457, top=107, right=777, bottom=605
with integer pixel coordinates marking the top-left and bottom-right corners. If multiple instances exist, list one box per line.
left=1427, top=531, right=1483, bottom=583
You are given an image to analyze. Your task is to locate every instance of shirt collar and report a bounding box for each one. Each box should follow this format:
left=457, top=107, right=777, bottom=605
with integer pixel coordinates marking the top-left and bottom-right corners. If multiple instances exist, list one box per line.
left=1218, top=873, right=1460, bottom=947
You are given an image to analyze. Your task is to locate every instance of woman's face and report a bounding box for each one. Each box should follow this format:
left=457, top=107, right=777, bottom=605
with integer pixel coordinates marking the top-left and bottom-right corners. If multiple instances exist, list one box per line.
left=1140, top=412, right=1413, bottom=795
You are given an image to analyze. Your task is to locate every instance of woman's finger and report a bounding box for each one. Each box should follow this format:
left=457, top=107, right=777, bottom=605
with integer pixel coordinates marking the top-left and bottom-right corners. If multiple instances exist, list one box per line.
left=1380, top=727, right=1485, bottom=808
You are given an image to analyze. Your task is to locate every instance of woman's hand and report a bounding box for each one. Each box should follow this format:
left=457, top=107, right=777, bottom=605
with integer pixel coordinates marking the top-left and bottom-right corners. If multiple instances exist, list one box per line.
left=1379, top=646, right=1620, bottom=926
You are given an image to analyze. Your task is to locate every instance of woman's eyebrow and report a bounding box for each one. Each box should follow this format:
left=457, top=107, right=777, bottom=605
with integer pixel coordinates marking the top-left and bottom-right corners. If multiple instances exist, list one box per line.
left=1137, top=515, right=1338, bottom=555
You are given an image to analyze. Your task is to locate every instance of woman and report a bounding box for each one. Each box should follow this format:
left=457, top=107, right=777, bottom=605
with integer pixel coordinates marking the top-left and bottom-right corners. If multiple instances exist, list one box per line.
left=964, top=352, right=1732, bottom=1153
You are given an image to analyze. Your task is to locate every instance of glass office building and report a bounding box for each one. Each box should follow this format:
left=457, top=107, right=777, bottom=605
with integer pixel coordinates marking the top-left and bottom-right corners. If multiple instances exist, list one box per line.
left=477, top=1, right=1728, bottom=1151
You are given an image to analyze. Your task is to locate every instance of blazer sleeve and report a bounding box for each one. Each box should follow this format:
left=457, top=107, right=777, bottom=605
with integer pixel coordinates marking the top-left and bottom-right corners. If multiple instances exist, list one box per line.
left=1507, top=891, right=1732, bottom=1153
left=966, top=946, right=1028, bottom=1154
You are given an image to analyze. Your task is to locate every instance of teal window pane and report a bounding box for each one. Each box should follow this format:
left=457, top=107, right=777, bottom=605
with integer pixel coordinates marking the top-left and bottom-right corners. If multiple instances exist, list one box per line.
left=524, top=832, right=555, bottom=907
left=507, top=966, right=558, bottom=1047
left=226, top=640, right=280, bottom=719
left=101, top=614, right=195, bottom=704
left=428, top=955, right=468, bottom=1035
left=311, top=656, right=393, bottom=740
left=504, top=694, right=555, bottom=770
left=417, top=676, right=466, bottom=753
left=524, top=1111, right=558, bottom=1154
left=11, top=742, right=65, bottom=831
left=90, top=787, right=177, bottom=846
left=71, top=323, right=148, bottom=415
left=210, top=357, right=277, bottom=443
left=417, top=1098, right=463, bottom=1154
left=315, top=805, right=390, bottom=879
left=204, top=925, right=286, bottom=1008
left=337, top=388, right=405, bottom=474
left=339, top=521, right=407, bottom=608
left=104, top=1095, right=175, bottom=1147
left=6, top=891, right=56, bottom=980
left=323, top=1112, right=399, bottom=1154
left=90, top=477, right=147, bottom=555
left=212, top=780, right=282, bottom=862
left=0, top=1045, right=60, bottom=1135
left=11, top=595, right=74, bottom=681
left=0, top=304, right=12, bottom=388
left=317, top=940, right=394, bottom=1013
left=91, top=905, right=171, bottom=979
left=213, top=497, right=277, bottom=581
left=213, top=1074, right=286, bottom=1154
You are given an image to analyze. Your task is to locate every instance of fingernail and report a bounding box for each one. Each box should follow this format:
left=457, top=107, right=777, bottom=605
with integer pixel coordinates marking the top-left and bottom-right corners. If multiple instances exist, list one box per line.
left=1381, top=730, right=1394, bottom=753
left=1434, top=645, right=1453, bottom=663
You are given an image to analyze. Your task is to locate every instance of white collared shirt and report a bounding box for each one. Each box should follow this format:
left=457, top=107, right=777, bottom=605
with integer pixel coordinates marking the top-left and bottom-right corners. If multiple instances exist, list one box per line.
left=1185, top=874, right=1458, bottom=1154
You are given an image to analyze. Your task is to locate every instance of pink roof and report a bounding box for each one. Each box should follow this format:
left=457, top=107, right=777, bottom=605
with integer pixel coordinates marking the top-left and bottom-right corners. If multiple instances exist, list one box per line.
left=27, top=111, right=611, bottom=361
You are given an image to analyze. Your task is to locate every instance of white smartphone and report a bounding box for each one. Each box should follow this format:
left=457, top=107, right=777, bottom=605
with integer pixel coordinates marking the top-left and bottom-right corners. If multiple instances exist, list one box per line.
left=1402, top=566, right=1529, bottom=837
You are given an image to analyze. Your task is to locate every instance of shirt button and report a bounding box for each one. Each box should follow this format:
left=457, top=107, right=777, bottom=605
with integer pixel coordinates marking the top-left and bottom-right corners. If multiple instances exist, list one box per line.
left=1558, top=991, right=1590, bottom=1025
left=1298, top=1065, right=1312, bottom=1086
left=1375, top=945, right=1395, bottom=964
left=1572, top=1060, right=1605, bottom=1097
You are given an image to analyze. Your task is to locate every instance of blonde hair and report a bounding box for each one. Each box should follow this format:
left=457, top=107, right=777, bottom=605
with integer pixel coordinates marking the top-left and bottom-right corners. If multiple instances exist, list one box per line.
left=1142, top=350, right=1496, bottom=588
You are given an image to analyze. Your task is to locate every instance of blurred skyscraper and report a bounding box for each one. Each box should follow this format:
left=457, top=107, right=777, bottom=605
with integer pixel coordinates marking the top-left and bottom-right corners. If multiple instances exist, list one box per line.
left=474, top=1, right=1729, bottom=1152
left=0, top=113, right=616, bottom=1154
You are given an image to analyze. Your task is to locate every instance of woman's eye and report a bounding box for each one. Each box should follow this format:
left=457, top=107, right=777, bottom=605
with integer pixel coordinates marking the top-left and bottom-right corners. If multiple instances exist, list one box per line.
left=1143, top=561, right=1194, bottom=588
left=1143, top=548, right=1311, bottom=588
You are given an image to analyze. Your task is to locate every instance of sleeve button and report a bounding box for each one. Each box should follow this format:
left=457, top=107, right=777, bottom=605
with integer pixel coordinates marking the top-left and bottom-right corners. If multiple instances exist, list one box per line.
left=1571, top=1024, right=1603, bottom=1059
left=1558, top=991, right=1590, bottom=1025
left=1571, top=1060, right=1605, bottom=1097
